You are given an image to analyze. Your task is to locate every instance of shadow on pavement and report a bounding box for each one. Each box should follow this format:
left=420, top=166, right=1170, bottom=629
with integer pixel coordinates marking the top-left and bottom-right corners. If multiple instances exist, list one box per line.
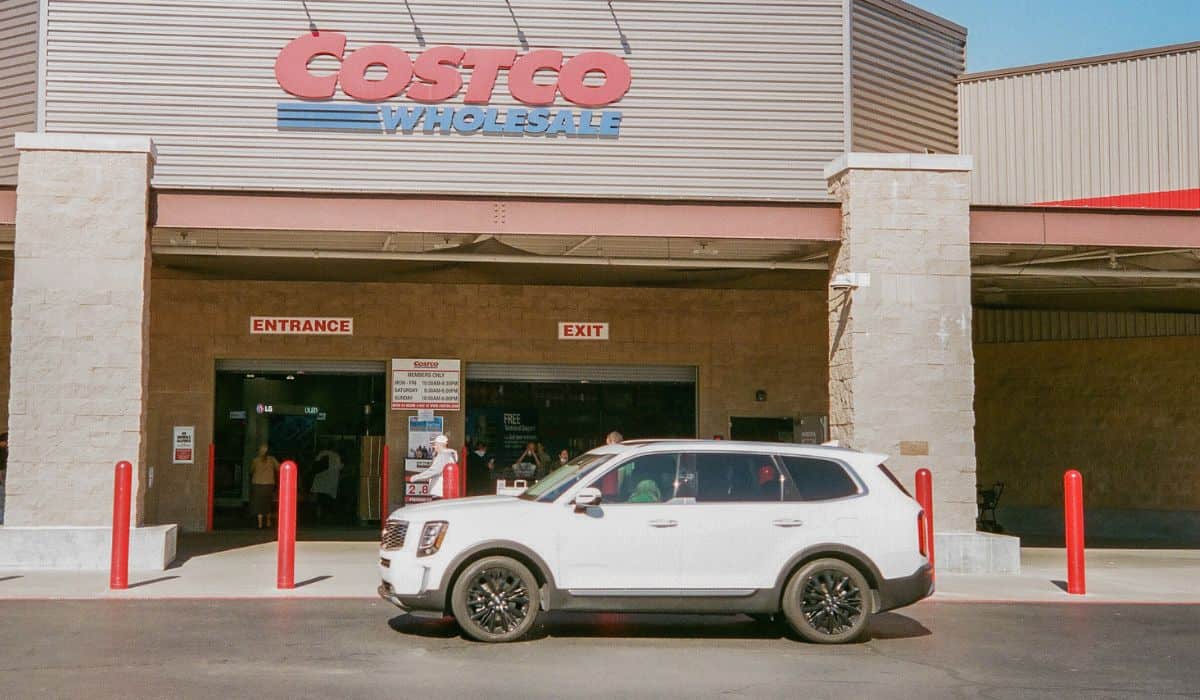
left=295, top=575, right=333, bottom=588
left=127, top=575, right=181, bottom=589
left=0, top=575, right=23, bottom=583
left=387, top=610, right=930, bottom=642
left=170, top=529, right=379, bottom=568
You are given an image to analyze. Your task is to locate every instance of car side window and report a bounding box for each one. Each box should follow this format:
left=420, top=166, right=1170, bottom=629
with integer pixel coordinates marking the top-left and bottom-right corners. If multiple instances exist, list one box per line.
left=779, top=455, right=860, bottom=501
left=692, top=452, right=783, bottom=502
left=593, top=453, right=680, bottom=504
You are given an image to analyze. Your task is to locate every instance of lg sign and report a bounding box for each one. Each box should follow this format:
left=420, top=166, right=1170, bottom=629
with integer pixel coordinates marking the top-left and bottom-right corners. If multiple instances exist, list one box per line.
left=274, top=31, right=632, bottom=137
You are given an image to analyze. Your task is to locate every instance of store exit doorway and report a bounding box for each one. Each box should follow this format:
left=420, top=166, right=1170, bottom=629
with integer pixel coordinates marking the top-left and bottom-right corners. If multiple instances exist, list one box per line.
left=212, top=360, right=387, bottom=529
left=465, top=363, right=697, bottom=485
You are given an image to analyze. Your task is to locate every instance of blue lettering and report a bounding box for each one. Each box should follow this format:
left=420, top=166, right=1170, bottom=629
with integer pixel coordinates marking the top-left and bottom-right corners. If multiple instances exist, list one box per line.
left=504, top=108, right=528, bottom=134
left=383, top=106, right=426, bottom=133
left=424, top=107, right=454, bottom=134
left=599, top=111, right=622, bottom=137
left=577, top=110, right=601, bottom=136
left=482, top=108, right=504, bottom=134
left=546, top=109, right=577, bottom=136
left=453, top=106, right=485, bottom=133
left=525, top=108, right=551, bottom=134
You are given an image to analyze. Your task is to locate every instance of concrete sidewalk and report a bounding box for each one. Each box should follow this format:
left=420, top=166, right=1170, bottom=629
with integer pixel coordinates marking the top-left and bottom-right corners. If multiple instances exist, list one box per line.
left=0, top=533, right=1196, bottom=603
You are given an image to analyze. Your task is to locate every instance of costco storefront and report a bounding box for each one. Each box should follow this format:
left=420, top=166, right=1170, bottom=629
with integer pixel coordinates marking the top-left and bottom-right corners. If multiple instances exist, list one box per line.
left=0, top=0, right=1197, bottom=570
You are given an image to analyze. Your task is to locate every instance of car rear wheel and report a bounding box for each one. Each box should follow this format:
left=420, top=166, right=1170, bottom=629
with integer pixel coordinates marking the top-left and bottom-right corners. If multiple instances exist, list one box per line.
left=450, top=556, right=540, bottom=643
left=781, top=558, right=871, bottom=644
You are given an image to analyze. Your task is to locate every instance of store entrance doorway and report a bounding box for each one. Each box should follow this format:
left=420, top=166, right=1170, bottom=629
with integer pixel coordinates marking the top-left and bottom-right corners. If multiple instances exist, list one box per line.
left=464, top=363, right=697, bottom=492
left=212, top=360, right=387, bottom=530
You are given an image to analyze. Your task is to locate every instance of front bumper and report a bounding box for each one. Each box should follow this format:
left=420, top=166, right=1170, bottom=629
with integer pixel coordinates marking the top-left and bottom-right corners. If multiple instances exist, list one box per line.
left=378, top=552, right=449, bottom=614
left=876, top=563, right=934, bottom=612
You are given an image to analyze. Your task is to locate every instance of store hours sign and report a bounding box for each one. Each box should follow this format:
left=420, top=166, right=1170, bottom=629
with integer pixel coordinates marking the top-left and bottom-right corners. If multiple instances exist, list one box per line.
left=391, top=359, right=461, bottom=410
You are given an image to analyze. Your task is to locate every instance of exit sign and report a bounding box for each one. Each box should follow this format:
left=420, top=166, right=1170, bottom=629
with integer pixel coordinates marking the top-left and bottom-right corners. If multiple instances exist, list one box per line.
left=558, top=322, right=609, bottom=340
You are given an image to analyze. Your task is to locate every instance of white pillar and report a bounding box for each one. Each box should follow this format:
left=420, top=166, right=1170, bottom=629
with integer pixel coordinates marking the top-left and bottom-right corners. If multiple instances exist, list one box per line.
left=825, top=153, right=1018, bottom=574
left=0, top=134, right=174, bottom=569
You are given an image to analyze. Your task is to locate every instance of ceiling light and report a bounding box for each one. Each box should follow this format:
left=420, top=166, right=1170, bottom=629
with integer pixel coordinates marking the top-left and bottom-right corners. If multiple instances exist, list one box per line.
left=286, top=375, right=295, bottom=381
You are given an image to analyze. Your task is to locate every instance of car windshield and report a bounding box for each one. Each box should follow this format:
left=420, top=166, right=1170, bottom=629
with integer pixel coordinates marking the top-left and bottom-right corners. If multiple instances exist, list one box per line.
left=519, top=453, right=613, bottom=502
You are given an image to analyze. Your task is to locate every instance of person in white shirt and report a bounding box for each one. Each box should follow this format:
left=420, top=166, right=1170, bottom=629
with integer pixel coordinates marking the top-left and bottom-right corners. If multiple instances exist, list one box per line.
left=410, top=434, right=458, bottom=499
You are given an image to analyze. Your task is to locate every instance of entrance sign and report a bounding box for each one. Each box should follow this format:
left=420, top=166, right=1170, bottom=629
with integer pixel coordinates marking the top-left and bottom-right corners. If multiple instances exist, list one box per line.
left=274, top=32, right=630, bottom=137
left=250, top=317, right=354, bottom=335
left=558, top=322, right=610, bottom=340
left=172, top=426, right=195, bottom=464
left=392, top=359, right=461, bottom=410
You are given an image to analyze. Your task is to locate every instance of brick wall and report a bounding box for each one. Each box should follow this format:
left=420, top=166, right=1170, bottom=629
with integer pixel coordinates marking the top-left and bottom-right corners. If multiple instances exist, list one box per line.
left=975, top=335, right=1200, bottom=513
left=146, top=271, right=829, bottom=530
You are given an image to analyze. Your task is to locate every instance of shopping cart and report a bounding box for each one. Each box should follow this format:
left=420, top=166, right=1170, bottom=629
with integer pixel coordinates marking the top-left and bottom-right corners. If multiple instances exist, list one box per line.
left=976, top=481, right=1005, bottom=533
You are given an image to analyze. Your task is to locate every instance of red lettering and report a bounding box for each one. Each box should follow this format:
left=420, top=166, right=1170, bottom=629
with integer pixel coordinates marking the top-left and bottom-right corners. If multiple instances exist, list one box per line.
left=592, top=324, right=605, bottom=336
left=409, top=46, right=465, bottom=103
left=252, top=318, right=265, bottom=332
left=265, top=320, right=279, bottom=332
left=313, top=320, right=328, bottom=333
left=574, top=324, right=588, bottom=336
left=340, top=45, right=413, bottom=101
left=339, top=320, right=352, bottom=333
left=461, top=49, right=517, bottom=104
left=509, top=49, right=562, bottom=106
left=558, top=52, right=632, bottom=108
left=275, top=31, right=346, bottom=99
left=289, top=320, right=302, bottom=332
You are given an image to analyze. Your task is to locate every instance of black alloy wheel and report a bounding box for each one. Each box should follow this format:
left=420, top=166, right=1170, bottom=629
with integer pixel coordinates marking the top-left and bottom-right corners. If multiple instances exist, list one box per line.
left=781, top=558, right=871, bottom=644
left=450, top=556, right=540, bottom=642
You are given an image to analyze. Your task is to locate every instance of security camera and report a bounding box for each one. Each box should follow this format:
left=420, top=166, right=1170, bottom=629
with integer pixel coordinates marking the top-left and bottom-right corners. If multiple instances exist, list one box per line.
left=830, top=272, right=870, bottom=291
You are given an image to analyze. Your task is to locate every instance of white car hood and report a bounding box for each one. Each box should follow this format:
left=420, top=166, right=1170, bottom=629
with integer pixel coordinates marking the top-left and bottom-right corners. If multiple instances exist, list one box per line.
left=386, top=495, right=535, bottom=522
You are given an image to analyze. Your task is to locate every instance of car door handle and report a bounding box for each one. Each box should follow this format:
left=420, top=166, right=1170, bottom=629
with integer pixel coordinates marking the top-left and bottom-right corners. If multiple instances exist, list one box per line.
left=772, top=519, right=805, bottom=528
left=648, top=519, right=678, bottom=528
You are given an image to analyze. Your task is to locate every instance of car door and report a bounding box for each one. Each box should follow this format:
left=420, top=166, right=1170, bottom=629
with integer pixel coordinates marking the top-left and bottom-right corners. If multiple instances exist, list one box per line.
left=555, top=452, right=685, bottom=592
left=675, top=450, right=796, bottom=591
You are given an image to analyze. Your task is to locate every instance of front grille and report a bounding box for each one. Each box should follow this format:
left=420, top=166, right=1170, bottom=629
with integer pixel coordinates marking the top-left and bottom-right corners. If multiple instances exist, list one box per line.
left=381, top=519, right=409, bottom=550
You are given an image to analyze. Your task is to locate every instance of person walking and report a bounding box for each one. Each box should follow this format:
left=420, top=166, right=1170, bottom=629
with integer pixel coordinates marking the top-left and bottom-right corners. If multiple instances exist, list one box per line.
left=410, top=435, right=458, bottom=500
left=250, top=444, right=280, bottom=529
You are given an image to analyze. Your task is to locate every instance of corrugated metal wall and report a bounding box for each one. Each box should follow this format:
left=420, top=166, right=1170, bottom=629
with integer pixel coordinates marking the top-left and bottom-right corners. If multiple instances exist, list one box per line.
left=848, top=0, right=964, bottom=155
left=974, top=308, right=1200, bottom=344
left=961, top=45, right=1200, bottom=206
left=42, top=0, right=846, bottom=200
left=0, top=0, right=39, bottom=185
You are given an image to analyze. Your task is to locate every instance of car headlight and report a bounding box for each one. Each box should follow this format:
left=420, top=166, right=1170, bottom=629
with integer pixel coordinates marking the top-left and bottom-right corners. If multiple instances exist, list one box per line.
left=417, top=521, right=448, bottom=557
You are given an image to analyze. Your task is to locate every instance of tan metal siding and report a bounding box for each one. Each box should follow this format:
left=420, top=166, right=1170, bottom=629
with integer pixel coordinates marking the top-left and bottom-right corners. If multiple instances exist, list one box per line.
left=849, top=0, right=963, bottom=154
left=961, top=47, right=1200, bottom=206
left=43, top=0, right=847, bottom=200
left=0, top=0, right=39, bottom=184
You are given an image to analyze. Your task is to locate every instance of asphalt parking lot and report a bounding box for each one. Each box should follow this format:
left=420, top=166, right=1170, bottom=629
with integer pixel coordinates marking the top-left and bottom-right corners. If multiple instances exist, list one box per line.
left=1, top=599, right=1197, bottom=699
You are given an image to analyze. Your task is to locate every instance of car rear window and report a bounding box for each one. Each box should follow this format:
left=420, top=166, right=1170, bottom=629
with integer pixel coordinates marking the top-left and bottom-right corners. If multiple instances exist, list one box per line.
left=779, top=456, right=860, bottom=502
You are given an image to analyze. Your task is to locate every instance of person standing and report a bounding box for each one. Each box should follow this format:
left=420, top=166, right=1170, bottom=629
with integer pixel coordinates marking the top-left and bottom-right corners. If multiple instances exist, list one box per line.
left=310, top=447, right=343, bottom=523
left=466, top=441, right=493, bottom=496
left=605, top=431, right=624, bottom=445
left=556, top=448, right=570, bottom=469
left=410, top=435, right=458, bottom=500
left=250, top=444, right=280, bottom=529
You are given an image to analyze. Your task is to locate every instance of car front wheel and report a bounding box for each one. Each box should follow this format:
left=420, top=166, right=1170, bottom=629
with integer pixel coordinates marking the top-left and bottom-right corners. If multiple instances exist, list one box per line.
left=450, top=556, right=540, bottom=643
left=781, top=558, right=871, bottom=644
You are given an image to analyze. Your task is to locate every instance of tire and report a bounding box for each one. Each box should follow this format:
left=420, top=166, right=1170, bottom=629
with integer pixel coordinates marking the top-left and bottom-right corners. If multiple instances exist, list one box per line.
left=450, top=556, right=540, bottom=643
left=781, top=558, right=872, bottom=644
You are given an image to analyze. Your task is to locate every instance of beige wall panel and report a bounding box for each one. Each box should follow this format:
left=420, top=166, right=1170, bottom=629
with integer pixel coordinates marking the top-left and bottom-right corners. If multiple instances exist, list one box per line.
left=44, top=0, right=846, bottom=200
left=0, top=1, right=39, bottom=184
left=976, top=335, right=1200, bottom=513
left=961, top=46, right=1200, bottom=205
left=849, top=0, right=964, bottom=155
left=145, top=272, right=829, bottom=530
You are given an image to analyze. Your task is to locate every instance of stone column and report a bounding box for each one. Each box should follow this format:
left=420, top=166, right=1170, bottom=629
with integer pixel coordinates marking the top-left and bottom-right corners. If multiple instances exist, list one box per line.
left=0, top=134, right=174, bottom=569
left=825, top=153, right=1017, bottom=574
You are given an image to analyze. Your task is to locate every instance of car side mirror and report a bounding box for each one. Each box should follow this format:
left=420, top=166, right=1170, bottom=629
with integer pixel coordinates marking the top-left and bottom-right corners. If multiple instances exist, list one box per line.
left=574, top=487, right=602, bottom=512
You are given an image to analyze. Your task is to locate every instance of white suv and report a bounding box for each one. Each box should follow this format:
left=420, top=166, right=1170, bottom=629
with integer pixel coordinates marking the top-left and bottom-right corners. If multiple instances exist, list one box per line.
left=378, top=440, right=932, bottom=643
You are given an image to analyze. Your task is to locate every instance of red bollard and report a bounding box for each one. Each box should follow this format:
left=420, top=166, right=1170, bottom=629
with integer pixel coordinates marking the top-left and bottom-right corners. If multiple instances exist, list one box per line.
left=1064, top=469, right=1086, bottom=595
left=461, top=444, right=469, bottom=497
left=443, top=460, right=461, bottom=499
left=277, top=460, right=297, bottom=589
left=914, top=468, right=935, bottom=578
left=206, top=443, right=215, bottom=532
left=380, top=444, right=390, bottom=521
left=110, top=461, right=133, bottom=590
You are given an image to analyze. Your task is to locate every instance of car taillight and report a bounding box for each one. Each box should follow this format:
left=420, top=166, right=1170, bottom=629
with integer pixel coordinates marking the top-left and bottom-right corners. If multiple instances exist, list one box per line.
left=917, top=511, right=928, bottom=557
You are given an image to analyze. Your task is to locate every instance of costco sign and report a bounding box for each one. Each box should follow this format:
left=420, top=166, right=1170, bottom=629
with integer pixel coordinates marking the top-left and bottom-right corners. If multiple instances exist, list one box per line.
left=275, top=31, right=631, bottom=137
